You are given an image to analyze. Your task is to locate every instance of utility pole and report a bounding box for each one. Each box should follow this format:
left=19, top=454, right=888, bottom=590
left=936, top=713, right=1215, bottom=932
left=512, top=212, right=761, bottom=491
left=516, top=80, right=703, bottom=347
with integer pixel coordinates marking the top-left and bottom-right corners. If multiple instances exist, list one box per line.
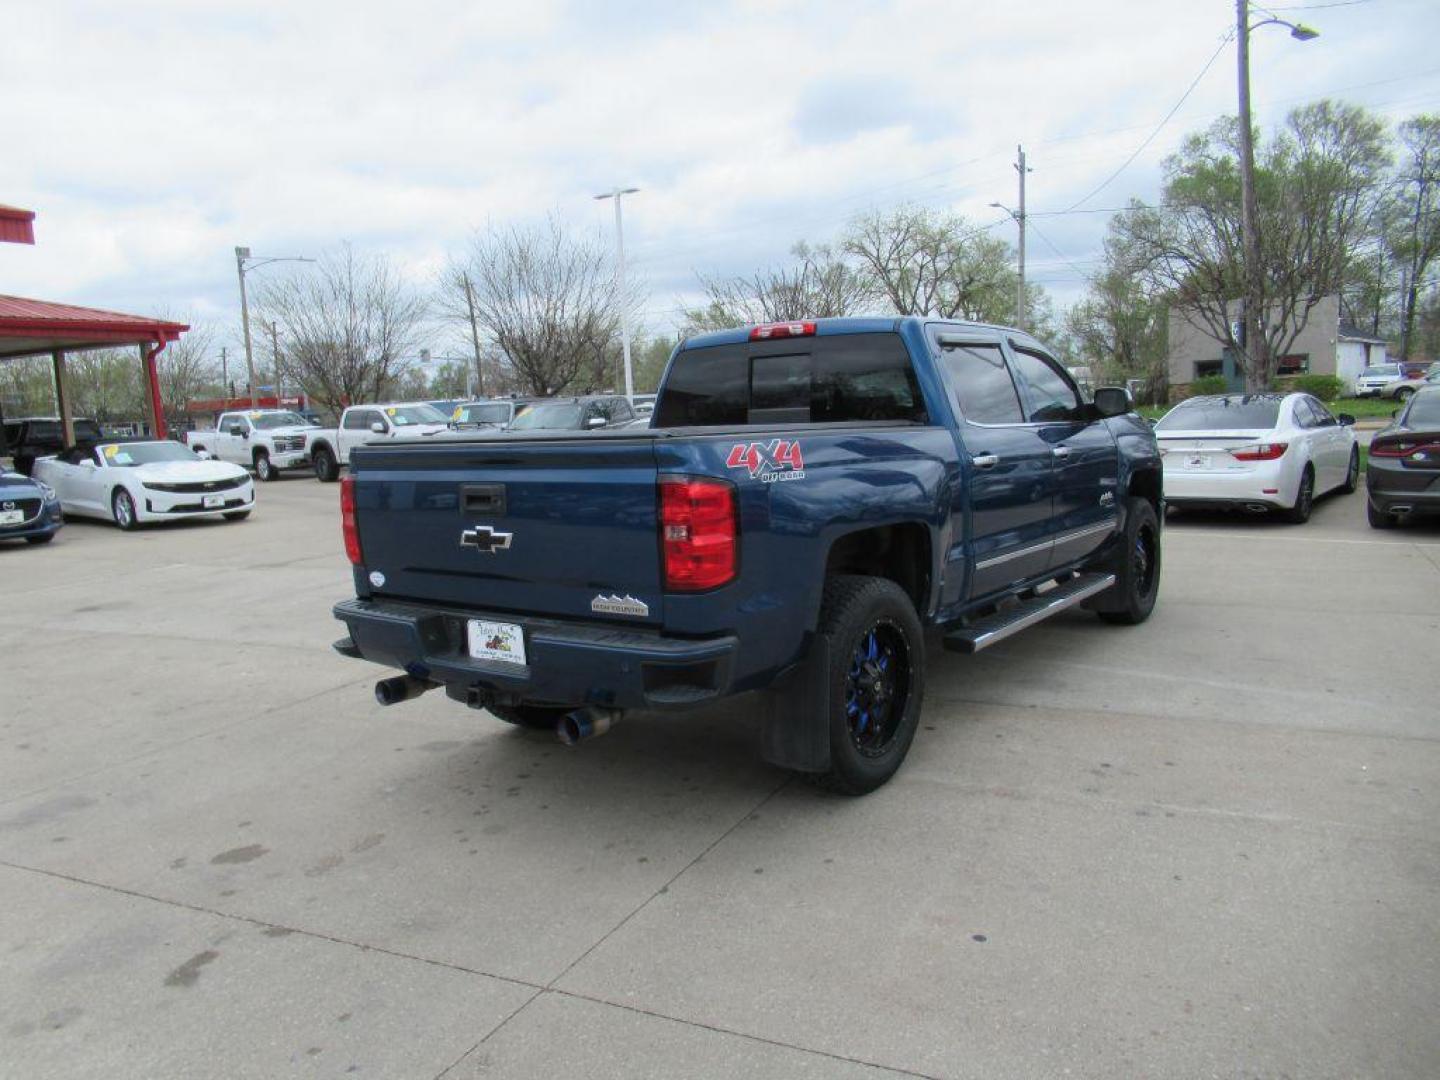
left=1235, top=0, right=1265, bottom=390
left=235, top=247, right=257, bottom=406
left=220, top=346, right=228, bottom=404
left=1235, top=1, right=1319, bottom=390
left=1014, top=145, right=1030, bottom=333
left=593, top=187, right=640, bottom=400
left=989, top=146, right=1032, bottom=332
left=268, top=321, right=282, bottom=406
left=233, top=246, right=314, bottom=408
left=462, top=271, right=485, bottom=398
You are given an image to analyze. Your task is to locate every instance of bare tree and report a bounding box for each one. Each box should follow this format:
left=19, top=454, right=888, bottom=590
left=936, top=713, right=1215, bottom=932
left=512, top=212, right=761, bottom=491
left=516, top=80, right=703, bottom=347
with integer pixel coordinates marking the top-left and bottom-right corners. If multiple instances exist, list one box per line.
left=255, top=246, right=428, bottom=413
left=680, top=243, right=874, bottom=333
left=842, top=206, right=1019, bottom=321
left=1119, top=102, right=1390, bottom=390
left=151, top=315, right=218, bottom=423
left=442, top=217, right=627, bottom=397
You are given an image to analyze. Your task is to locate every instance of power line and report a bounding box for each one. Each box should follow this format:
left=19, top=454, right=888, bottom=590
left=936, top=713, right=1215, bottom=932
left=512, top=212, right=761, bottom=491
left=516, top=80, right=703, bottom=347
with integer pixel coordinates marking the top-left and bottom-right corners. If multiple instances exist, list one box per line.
left=1064, top=29, right=1235, bottom=212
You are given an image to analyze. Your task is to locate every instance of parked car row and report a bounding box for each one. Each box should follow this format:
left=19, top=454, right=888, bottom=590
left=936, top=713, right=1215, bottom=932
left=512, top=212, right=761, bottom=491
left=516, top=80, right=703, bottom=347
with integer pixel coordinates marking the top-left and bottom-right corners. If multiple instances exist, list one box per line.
left=1354, top=361, right=1440, bottom=400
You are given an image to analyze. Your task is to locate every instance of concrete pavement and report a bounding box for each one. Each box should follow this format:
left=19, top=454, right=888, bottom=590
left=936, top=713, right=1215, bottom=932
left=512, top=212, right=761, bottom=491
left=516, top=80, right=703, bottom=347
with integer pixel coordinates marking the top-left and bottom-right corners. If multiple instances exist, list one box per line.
left=1, top=477, right=1437, bottom=1078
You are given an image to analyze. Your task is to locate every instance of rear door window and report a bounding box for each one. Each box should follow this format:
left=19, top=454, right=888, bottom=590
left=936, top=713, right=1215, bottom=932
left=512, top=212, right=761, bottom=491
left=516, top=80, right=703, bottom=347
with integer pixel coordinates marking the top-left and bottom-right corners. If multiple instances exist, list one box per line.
left=937, top=344, right=1024, bottom=424
left=654, top=333, right=925, bottom=427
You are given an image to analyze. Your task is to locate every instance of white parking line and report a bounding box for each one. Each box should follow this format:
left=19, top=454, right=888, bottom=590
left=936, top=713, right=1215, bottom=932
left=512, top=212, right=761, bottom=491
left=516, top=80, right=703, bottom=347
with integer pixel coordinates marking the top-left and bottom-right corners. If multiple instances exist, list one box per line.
left=1172, top=529, right=1440, bottom=549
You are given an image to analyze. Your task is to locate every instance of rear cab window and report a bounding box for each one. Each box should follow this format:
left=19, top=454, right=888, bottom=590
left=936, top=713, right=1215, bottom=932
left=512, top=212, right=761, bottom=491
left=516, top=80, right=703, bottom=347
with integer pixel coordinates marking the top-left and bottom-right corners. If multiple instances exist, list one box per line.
left=654, top=332, right=927, bottom=427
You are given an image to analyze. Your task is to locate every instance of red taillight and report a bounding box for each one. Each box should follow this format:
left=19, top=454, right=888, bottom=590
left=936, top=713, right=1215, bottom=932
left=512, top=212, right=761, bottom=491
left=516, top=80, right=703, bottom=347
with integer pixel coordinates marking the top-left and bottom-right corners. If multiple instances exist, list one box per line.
left=1370, top=440, right=1413, bottom=458
left=1231, top=442, right=1288, bottom=461
left=749, top=321, right=816, bottom=341
left=340, top=475, right=362, bottom=565
left=659, top=476, right=737, bottom=591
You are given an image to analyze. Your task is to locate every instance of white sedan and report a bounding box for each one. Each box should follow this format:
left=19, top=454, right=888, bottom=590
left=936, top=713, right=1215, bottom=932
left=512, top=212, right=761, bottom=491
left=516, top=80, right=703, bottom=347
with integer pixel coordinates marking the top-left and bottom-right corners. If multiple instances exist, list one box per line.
left=33, top=439, right=255, bottom=530
left=1156, top=392, right=1359, bottom=523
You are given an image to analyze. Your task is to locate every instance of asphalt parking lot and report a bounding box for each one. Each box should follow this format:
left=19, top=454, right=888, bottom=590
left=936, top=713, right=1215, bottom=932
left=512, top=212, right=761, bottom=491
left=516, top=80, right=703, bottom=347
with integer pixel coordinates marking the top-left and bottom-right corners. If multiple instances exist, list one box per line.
left=1, top=478, right=1437, bottom=1079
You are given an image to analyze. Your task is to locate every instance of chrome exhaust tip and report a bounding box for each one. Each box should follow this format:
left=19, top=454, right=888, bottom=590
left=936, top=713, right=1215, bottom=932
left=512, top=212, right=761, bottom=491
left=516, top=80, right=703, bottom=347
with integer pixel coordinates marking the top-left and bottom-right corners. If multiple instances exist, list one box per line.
left=557, top=707, right=620, bottom=746
left=374, top=674, right=435, bottom=706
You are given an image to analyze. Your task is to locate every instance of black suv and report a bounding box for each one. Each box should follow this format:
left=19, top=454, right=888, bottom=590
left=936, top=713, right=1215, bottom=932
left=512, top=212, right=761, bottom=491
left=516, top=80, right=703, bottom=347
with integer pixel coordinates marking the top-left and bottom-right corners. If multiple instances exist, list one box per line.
left=2, top=417, right=104, bottom=475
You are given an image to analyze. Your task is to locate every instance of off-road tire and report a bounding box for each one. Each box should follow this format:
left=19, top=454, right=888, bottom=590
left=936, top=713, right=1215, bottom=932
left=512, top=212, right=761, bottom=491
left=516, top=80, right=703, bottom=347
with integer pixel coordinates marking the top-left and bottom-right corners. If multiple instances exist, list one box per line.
left=810, top=575, right=925, bottom=796
left=313, top=447, right=339, bottom=482
left=1098, top=496, right=1161, bottom=626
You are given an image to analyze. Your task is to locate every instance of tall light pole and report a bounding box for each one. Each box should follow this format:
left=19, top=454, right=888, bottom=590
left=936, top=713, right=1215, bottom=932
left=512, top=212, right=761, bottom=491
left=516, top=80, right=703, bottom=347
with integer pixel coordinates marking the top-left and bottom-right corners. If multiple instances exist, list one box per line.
left=235, top=247, right=314, bottom=407
left=1236, top=2, right=1318, bottom=389
left=593, top=187, right=640, bottom=399
left=991, top=145, right=1032, bottom=331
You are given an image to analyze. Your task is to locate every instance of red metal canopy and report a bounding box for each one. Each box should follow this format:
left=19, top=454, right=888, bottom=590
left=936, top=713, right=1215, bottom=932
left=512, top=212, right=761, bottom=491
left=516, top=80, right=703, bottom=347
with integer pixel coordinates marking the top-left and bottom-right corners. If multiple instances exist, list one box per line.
left=0, top=295, right=189, bottom=439
left=0, top=204, right=36, bottom=245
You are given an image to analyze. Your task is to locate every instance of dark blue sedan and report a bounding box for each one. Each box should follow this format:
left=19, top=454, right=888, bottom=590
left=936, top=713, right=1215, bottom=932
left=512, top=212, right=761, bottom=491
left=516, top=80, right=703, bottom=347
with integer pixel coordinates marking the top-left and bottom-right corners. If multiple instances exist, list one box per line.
left=0, top=464, right=64, bottom=545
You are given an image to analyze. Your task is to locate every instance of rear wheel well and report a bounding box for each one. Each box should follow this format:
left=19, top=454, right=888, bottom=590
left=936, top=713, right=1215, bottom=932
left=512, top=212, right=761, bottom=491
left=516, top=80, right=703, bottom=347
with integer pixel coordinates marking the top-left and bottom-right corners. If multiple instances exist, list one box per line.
left=823, top=524, right=930, bottom=615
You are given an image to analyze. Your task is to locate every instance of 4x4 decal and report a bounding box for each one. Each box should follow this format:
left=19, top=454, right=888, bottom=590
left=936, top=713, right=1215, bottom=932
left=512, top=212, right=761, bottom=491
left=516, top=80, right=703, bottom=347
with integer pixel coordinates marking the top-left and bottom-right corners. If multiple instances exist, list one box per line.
left=725, top=439, right=806, bottom=482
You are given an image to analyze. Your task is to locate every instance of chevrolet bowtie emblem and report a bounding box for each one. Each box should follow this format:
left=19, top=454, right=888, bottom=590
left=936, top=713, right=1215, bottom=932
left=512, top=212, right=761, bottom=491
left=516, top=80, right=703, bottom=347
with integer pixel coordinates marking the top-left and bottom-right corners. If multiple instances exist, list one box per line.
left=460, top=526, right=512, bottom=553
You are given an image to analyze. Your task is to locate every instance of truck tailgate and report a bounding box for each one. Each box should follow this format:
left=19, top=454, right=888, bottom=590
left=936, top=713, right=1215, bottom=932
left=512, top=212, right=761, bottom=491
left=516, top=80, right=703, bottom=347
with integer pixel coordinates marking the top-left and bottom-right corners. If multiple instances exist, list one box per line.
left=352, top=436, right=664, bottom=625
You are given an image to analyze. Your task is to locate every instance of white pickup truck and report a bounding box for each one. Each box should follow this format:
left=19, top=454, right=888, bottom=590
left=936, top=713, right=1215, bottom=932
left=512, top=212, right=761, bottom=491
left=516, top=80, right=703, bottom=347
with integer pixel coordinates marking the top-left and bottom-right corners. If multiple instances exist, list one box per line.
left=183, top=409, right=320, bottom=481
left=306, top=402, right=451, bottom=482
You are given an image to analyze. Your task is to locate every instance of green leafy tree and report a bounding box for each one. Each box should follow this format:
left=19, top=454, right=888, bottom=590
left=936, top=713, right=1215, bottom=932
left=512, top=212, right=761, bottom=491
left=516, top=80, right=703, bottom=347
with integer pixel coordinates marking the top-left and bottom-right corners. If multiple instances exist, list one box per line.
left=1067, top=210, right=1170, bottom=401
left=1389, top=115, right=1440, bottom=359
left=1118, top=101, right=1391, bottom=390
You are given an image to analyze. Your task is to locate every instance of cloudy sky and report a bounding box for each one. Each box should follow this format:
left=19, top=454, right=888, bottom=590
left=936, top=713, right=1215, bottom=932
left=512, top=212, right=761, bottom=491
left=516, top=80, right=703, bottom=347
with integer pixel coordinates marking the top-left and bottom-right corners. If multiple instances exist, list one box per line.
left=3, top=0, right=1438, bottom=355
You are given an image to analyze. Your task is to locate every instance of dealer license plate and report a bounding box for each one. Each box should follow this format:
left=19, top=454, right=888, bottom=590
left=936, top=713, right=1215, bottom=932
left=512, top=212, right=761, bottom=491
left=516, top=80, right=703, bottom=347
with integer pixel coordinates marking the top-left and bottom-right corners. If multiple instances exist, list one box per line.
left=203, top=495, right=226, bottom=509
left=467, top=619, right=526, bottom=665
left=0, top=509, right=23, bottom=525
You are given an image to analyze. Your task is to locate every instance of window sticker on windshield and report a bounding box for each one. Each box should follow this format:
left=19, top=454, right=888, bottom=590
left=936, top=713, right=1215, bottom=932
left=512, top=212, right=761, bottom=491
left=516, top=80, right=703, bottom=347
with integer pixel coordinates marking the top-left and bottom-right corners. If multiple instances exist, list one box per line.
left=111, top=452, right=133, bottom=465
left=103, top=444, right=119, bottom=458
left=248, top=411, right=261, bottom=419
left=386, top=408, right=397, bottom=416
left=726, top=439, right=806, bottom=483
left=453, top=407, right=462, bottom=420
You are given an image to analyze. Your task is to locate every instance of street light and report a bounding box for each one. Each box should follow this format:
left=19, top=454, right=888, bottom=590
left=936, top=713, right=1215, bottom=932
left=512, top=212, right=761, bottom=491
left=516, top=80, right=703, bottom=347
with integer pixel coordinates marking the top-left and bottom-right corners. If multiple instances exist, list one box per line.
left=235, top=246, right=314, bottom=407
left=593, top=187, right=640, bottom=399
left=1235, top=2, right=1318, bottom=388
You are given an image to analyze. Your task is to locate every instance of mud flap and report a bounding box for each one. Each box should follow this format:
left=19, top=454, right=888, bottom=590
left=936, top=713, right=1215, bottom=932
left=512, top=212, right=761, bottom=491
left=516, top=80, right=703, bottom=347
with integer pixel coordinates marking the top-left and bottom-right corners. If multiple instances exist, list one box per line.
left=757, top=635, right=832, bottom=774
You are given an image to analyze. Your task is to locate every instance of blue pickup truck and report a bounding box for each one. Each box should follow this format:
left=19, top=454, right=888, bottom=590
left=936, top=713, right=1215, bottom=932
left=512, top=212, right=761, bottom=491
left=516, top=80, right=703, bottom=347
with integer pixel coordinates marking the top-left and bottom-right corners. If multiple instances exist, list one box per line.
left=333, top=318, right=1162, bottom=794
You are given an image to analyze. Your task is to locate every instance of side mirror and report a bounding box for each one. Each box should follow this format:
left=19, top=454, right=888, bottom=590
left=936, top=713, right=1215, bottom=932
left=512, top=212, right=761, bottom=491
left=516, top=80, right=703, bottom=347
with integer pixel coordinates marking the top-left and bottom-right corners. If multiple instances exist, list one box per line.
left=585, top=416, right=608, bottom=429
left=80, top=460, right=97, bottom=469
left=227, top=425, right=246, bottom=437
left=1092, top=386, right=1132, bottom=419
left=1337, top=413, right=1356, bottom=426
left=370, top=421, right=387, bottom=435
left=195, top=450, right=211, bottom=460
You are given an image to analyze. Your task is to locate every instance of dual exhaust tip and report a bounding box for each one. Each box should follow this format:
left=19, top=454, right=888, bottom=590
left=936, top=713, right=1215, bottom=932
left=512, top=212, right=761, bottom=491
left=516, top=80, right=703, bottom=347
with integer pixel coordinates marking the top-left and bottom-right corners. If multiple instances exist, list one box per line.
left=375, top=675, right=620, bottom=746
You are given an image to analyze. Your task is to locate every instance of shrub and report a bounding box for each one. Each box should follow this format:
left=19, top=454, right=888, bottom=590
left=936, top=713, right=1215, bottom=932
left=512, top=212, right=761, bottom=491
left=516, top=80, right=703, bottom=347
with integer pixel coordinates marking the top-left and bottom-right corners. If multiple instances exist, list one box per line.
left=1189, top=375, right=1228, bottom=396
left=1292, top=374, right=1343, bottom=401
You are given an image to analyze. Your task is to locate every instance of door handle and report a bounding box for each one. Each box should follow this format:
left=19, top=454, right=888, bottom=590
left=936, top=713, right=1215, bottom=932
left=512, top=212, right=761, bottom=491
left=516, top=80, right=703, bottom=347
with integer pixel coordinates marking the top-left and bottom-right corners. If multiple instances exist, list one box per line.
left=1052, top=446, right=1071, bottom=459
left=972, top=454, right=1000, bottom=469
